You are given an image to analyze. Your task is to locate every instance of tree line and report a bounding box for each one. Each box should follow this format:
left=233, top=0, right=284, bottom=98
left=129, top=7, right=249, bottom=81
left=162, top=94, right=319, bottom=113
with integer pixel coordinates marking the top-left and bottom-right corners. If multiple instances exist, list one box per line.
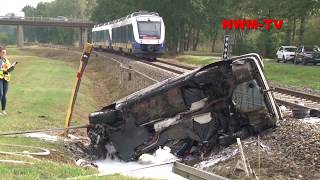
left=13, top=0, right=320, bottom=57
left=91, top=0, right=320, bottom=57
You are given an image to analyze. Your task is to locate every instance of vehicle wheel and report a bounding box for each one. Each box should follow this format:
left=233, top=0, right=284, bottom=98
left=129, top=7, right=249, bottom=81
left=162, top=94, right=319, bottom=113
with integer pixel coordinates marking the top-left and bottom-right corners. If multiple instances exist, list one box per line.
left=294, top=57, right=299, bottom=65
left=89, top=110, right=118, bottom=125
left=276, top=56, right=280, bottom=63
left=282, top=56, right=287, bottom=63
left=302, top=58, right=308, bottom=65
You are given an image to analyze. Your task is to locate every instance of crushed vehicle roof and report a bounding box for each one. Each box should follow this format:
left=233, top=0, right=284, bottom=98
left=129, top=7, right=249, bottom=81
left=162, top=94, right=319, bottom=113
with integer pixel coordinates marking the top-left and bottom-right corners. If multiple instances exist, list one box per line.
left=87, top=53, right=281, bottom=161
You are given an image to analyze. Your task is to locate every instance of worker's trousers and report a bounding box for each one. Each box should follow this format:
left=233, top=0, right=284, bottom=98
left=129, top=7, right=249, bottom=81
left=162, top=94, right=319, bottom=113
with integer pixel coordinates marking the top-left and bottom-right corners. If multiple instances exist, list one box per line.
left=0, top=79, right=8, bottom=111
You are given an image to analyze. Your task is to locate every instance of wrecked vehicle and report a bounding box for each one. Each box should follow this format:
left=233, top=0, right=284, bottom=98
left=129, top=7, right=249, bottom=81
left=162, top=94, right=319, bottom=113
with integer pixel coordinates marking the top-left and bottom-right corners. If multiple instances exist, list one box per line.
left=87, top=53, right=281, bottom=161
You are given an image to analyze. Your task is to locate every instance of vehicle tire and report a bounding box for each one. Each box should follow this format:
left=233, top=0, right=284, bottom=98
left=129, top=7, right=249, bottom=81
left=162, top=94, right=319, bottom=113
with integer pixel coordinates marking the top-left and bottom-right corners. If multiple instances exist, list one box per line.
left=282, top=56, right=287, bottom=63
left=294, top=57, right=299, bottom=65
left=89, top=110, right=118, bottom=125
left=302, top=58, right=308, bottom=65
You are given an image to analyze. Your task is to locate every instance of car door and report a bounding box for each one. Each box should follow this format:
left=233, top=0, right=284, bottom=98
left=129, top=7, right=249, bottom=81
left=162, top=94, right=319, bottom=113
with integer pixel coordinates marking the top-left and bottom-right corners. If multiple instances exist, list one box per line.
left=276, top=47, right=283, bottom=59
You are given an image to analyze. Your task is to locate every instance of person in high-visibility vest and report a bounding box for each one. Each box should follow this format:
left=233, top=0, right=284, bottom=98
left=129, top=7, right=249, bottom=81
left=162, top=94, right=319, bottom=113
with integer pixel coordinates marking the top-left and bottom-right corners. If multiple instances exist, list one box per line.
left=0, top=47, right=15, bottom=115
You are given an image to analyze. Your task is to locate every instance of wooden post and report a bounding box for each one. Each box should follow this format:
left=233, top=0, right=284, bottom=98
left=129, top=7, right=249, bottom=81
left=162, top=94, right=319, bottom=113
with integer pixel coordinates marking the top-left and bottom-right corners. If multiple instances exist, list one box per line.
left=237, top=138, right=250, bottom=176
left=64, top=43, right=93, bottom=135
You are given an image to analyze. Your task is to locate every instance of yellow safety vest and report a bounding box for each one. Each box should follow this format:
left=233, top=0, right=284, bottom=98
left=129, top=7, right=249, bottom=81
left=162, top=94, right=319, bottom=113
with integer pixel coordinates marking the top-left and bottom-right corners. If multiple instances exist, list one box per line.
left=0, top=58, right=11, bottom=82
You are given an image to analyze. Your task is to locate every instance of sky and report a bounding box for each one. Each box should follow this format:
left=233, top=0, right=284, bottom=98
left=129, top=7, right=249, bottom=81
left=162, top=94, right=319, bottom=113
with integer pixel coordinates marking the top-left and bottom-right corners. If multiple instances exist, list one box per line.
left=0, top=0, right=53, bottom=16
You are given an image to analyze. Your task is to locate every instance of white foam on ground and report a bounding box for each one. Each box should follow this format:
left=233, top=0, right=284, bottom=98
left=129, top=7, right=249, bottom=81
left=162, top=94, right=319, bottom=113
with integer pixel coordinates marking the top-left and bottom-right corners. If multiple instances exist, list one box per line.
left=300, top=117, right=320, bottom=124
left=23, top=133, right=61, bottom=142
left=95, top=146, right=186, bottom=180
left=194, top=147, right=238, bottom=169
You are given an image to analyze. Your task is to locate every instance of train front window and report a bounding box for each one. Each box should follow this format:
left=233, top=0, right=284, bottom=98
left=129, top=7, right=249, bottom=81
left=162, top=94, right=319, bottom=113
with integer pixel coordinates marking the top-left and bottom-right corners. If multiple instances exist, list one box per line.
left=137, top=21, right=161, bottom=39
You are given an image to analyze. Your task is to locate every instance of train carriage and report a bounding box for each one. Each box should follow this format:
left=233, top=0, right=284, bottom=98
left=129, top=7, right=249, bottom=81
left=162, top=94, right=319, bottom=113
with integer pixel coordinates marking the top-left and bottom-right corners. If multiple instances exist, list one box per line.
left=92, top=11, right=165, bottom=58
left=92, top=24, right=111, bottom=49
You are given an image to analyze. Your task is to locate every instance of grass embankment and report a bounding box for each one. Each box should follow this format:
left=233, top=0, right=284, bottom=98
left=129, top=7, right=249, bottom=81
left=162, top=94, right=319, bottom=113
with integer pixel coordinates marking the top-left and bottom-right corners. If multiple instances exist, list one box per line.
left=5, top=47, right=98, bottom=130
left=0, top=136, right=96, bottom=179
left=264, top=60, right=320, bottom=90
left=176, top=55, right=320, bottom=90
left=0, top=47, right=147, bottom=179
left=176, top=55, right=221, bottom=65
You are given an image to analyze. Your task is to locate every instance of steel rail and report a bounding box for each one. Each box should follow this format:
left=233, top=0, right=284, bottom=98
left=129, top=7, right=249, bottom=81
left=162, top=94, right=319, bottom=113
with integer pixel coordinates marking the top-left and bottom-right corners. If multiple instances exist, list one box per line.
left=273, top=87, right=320, bottom=103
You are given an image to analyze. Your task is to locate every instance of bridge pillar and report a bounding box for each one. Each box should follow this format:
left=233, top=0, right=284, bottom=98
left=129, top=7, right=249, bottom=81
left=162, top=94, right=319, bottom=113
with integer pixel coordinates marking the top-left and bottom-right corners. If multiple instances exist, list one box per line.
left=17, top=25, right=24, bottom=47
left=80, top=28, right=88, bottom=48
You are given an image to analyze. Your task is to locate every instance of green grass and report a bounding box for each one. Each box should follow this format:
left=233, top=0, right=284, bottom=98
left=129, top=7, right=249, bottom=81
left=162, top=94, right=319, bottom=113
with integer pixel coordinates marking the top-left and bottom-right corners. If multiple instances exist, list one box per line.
left=0, top=136, right=97, bottom=179
left=1, top=47, right=96, bottom=131
left=0, top=47, right=150, bottom=179
left=176, top=55, right=320, bottom=90
left=0, top=137, right=150, bottom=179
left=264, top=59, right=320, bottom=90
left=176, top=55, right=221, bottom=65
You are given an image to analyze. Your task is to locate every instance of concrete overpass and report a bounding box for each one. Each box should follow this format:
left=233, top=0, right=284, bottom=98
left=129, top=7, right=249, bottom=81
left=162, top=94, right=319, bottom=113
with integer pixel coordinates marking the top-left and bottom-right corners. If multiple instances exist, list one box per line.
left=0, top=16, right=95, bottom=47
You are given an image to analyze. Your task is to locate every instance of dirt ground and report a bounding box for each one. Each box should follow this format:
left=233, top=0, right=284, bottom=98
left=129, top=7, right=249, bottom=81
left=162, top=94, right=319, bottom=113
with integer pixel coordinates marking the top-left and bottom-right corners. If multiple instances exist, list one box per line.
left=197, top=112, right=320, bottom=180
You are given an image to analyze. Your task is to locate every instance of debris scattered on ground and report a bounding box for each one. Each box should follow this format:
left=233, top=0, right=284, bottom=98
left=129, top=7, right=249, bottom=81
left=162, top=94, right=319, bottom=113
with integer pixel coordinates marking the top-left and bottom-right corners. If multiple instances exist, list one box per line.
left=200, top=114, right=320, bottom=179
left=65, top=139, right=95, bottom=161
left=75, top=159, right=98, bottom=168
left=194, top=147, right=238, bottom=169
left=300, top=117, right=320, bottom=124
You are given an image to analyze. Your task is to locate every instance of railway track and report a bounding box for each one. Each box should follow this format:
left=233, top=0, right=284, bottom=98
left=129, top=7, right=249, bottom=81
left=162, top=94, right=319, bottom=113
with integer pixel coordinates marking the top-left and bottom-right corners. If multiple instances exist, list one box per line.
left=272, top=87, right=320, bottom=115
left=138, top=58, right=192, bottom=74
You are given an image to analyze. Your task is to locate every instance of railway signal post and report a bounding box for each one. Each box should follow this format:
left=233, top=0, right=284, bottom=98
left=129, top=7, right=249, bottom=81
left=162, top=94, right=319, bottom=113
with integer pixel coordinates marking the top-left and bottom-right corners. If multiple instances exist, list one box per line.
left=222, top=35, right=232, bottom=61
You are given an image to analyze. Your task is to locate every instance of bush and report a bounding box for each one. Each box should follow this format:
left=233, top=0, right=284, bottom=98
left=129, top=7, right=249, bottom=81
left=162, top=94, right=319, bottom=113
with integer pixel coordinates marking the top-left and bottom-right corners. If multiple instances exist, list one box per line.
left=0, top=32, right=16, bottom=45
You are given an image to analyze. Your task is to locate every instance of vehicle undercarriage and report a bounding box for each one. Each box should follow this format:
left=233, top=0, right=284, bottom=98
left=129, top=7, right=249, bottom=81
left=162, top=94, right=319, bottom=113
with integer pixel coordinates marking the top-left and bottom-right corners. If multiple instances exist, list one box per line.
left=87, top=54, right=281, bottom=161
